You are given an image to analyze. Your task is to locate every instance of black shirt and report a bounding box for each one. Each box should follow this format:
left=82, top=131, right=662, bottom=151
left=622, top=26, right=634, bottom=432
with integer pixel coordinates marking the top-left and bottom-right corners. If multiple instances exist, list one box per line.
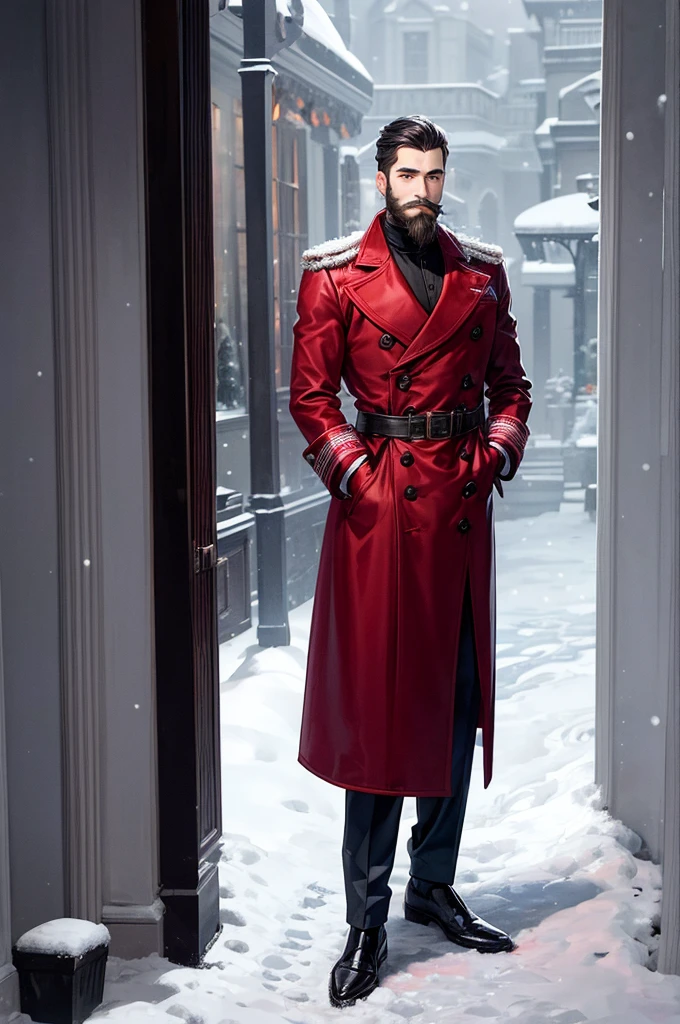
left=382, top=215, right=445, bottom=313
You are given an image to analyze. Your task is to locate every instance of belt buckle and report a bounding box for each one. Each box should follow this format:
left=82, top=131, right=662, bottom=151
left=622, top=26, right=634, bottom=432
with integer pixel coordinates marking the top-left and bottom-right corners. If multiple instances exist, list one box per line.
left=426, top=411, right=454, bottom=439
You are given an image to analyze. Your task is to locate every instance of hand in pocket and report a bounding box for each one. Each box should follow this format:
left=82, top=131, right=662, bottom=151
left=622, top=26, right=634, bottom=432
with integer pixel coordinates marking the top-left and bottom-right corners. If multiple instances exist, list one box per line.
left=348, top=460, right=372, bottom=497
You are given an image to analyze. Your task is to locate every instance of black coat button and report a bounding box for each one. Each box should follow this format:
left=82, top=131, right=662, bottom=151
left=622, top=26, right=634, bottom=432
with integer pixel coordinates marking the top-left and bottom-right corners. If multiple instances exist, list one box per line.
left=397, top=373, right=412, bottom=391
left=400, top=452, right=415, bottom=467
left=470, top=325, right=483, bottom=340
left=462, top=373, right=474, bottom=389
left=457, top=517, right=471, bottom=533
left=404, top=485, right=418, bottom=501
left=463, top=481, right=477, bottom=498
left=404, top=405, right=417, bottom=414
left=379, top=333, right=395, bottom=349
left=459, top=449, right=470, bottom=461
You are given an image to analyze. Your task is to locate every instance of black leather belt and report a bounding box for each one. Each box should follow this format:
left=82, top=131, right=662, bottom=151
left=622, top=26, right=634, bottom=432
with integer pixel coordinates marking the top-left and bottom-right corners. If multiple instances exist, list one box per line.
left=356, top=403, right=485, bottom=440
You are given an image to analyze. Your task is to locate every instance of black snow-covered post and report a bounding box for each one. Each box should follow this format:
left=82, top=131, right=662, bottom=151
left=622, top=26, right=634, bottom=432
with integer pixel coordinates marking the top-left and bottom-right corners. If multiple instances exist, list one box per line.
left=238, top=0, right=303, bottom=647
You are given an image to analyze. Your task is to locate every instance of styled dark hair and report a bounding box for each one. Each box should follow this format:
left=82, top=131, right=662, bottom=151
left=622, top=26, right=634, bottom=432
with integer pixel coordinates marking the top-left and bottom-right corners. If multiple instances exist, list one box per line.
left=375, top=115, right=449, bottom=175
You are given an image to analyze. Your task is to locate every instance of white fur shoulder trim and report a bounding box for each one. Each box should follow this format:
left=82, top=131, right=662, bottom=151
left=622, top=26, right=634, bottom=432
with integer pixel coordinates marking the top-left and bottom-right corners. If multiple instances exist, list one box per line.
left=300, top=230, right=365, bottom=271
left=455, top=233, right=504, bottom=265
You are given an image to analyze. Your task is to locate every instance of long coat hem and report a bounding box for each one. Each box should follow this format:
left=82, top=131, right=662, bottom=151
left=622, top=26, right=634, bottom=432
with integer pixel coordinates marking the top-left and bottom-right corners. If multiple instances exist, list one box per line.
left=297, top=752, right=478, bottom=798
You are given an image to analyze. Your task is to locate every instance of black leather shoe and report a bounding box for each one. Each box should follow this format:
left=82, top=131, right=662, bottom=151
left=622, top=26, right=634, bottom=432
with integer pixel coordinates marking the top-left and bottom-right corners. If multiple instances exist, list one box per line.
left=328, top=924, right=388, bottom=1008
left=404, top=877, right=516, bottom=953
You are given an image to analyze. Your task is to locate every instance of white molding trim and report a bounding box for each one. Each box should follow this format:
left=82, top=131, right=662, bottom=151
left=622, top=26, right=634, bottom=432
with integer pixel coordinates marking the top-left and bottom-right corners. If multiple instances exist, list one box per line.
left=46, top=0, right=104, bottom=920
left=102, top=899, right=164, bottom=958
left=658, top=0, right=680, bottom=977
left=102, top=899, right=164, bottom=925
left=0, top=584, right=18, bottom=1015
left=594, top=0, right=622, bottom=810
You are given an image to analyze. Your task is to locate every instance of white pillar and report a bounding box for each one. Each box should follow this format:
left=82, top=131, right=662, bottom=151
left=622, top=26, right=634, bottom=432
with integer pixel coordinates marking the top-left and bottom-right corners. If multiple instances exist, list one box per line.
left=46, top=0, right=162, bottom=955
left=597, top=0, right=680, bottom=973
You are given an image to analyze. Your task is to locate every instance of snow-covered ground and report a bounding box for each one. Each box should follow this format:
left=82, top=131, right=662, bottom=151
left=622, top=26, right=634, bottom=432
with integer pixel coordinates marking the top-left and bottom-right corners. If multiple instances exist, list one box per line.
left=92, top=496, right=680, bottom=1024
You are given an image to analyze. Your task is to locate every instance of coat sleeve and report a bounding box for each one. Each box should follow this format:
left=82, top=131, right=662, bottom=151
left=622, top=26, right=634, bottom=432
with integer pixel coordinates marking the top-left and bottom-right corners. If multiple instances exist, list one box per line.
left=289, top=267, right=369, bottom=500
left=484, top=261, right=533, bottom=481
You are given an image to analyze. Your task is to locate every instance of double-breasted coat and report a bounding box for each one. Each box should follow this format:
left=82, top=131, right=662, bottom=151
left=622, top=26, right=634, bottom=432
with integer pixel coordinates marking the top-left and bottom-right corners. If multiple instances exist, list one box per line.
left=289, top=209, right=532, bottom=796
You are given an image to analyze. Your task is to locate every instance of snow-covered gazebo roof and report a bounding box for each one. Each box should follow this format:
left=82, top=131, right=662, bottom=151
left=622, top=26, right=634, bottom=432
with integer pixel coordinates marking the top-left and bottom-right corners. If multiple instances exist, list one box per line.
left=514, top=192, right=599, bottom=239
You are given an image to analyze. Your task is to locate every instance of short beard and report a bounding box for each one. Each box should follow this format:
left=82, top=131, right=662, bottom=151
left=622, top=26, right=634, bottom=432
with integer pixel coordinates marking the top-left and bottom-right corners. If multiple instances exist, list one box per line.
left=385, top=184, right=442, bottom=247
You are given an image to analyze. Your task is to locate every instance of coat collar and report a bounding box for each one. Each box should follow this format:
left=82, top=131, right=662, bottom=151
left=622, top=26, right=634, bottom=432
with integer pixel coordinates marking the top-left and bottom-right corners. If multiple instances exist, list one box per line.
left=354, top=208, right=469, bottom=268
left=346, top=210, right=492, bottom=368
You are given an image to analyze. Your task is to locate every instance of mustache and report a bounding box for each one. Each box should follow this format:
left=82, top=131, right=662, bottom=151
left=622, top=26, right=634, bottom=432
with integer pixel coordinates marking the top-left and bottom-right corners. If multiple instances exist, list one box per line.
left=399, top=196, right=444, bottom=216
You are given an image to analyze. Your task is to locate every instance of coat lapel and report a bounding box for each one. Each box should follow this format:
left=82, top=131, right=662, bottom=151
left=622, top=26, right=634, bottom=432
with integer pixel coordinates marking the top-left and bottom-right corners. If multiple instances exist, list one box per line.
left=344, top=211, right=492, bottom=365
left=343, top=212, right=429, bottom=346
left=391, top=227, right=492, bottom=370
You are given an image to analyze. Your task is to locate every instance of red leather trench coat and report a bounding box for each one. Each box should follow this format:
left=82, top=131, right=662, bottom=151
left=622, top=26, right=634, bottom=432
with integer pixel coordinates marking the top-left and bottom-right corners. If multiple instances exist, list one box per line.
left=289, top=209, right=532, bottom=796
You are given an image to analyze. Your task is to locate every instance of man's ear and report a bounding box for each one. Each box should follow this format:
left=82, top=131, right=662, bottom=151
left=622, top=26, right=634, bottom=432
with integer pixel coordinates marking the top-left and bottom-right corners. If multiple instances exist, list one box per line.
left=376, top=170, right=387, bottom=197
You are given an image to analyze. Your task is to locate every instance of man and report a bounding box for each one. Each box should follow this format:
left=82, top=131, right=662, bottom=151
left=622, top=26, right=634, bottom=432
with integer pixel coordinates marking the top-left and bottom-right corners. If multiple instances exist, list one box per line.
left=289, top=115, right=532, bottom=1008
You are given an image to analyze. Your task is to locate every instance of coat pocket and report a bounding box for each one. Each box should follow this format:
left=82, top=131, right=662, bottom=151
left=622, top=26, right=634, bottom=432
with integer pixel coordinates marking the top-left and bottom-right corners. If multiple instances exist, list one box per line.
left=346, top=464, right=376, bottom=515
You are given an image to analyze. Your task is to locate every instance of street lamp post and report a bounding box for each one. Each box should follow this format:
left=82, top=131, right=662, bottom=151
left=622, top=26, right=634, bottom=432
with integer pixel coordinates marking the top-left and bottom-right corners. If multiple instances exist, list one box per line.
left=238, top=0, right=302, bottom=647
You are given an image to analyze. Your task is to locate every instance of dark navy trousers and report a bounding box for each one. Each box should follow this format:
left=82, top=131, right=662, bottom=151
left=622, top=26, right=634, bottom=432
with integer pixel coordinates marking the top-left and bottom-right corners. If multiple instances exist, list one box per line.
left=341, top=575, right=482, bottom=928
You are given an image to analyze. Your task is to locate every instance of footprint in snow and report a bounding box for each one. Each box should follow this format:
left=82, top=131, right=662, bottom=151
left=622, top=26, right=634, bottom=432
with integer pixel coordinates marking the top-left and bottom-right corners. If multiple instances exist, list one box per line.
left=224, top=939, right=249, bottom=953
left=166, top=1007, right=204, bottom=1024
left=282, top=799, right=309, bottom=813
left=262, top=954, right=291, bottom=970
left=390, top=999, right=424, bottom=1019
left=302, top=896, right=325, bottom=909
left=220, top=908, right=246, bottom=927
left=239, top=848, right=260, bottom=864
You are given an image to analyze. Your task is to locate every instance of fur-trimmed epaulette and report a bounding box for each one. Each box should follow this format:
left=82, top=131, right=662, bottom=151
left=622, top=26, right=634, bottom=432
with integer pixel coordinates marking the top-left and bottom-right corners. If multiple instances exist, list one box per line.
left=300, top=230, right=364, bottom=271
left=454, top=232, right=504, bottom=265
left=300, top=227, right=504, bottom=272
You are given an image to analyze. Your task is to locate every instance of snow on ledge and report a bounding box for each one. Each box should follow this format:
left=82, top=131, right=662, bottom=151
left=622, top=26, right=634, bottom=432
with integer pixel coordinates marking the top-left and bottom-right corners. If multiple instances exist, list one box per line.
left=275, top=0, right=371, bottom=79
left=15, top=918, right=110, bottom=957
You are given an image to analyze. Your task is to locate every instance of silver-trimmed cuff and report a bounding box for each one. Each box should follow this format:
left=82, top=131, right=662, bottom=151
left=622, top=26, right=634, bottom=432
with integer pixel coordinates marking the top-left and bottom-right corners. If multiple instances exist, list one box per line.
left=487, top=441, right=510, bottom=478
left=339, top=454, right=369, bottom=496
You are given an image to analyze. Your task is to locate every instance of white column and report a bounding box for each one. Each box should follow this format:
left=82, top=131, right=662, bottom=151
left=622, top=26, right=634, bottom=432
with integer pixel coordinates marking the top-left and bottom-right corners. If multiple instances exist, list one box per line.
left=597, top=0, right=680, bottom=972
left=46, top=0, right=162, bottom=954
left=46, top=0, right=105, bottom=924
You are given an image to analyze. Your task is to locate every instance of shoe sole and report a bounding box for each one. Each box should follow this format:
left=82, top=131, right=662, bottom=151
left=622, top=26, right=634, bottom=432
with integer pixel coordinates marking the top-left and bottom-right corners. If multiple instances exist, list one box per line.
left=328, top=941, right=388, bottom=1008
left=404, top=902, right=516, bottom=953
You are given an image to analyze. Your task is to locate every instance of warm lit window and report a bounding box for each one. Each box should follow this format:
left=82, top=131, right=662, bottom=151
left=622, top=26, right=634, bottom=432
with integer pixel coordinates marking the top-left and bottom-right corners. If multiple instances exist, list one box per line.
left=272, top=119, right=308, bottom=390
left=211, top=96, right=247, bottom=415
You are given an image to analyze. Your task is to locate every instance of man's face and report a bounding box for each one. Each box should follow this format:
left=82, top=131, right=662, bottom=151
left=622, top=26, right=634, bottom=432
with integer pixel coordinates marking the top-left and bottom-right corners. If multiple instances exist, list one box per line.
left=376, top=145, right=446, bottom=246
